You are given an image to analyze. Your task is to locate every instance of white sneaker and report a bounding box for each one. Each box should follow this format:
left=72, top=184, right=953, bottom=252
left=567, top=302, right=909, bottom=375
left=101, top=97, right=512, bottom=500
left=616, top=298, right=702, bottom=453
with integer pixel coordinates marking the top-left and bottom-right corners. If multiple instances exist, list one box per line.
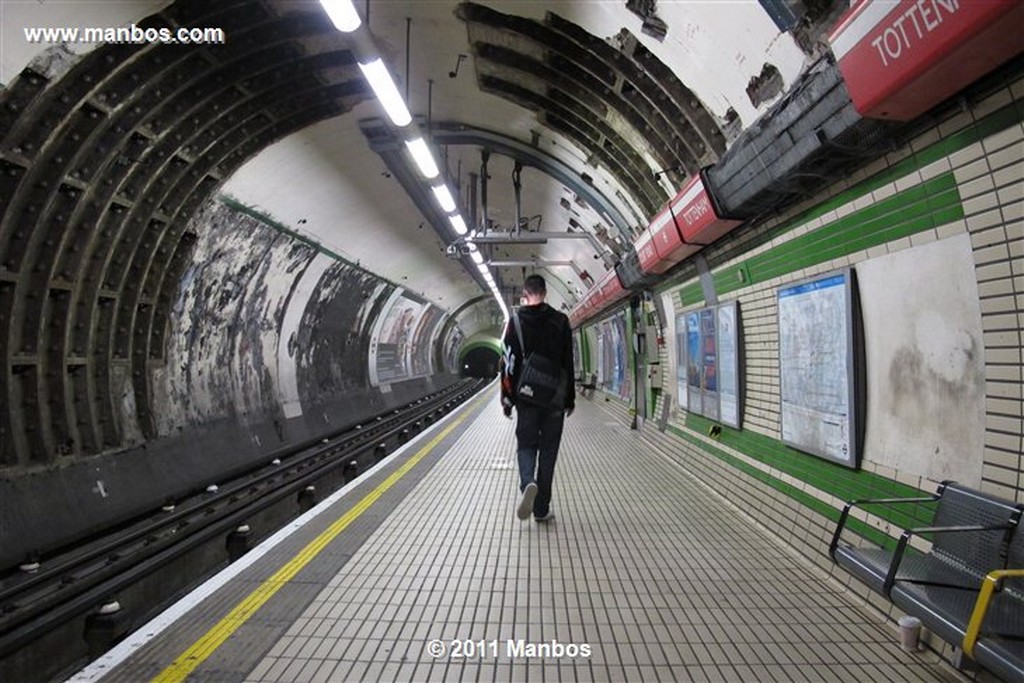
left=516, top=482, right=538, bottom=520
left=534, top=512, right=555, bottom=523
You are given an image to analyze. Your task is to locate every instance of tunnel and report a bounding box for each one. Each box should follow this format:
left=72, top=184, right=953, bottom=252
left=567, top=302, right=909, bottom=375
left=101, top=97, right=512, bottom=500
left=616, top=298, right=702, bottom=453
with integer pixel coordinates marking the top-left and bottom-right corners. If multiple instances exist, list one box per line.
left=1, top=1, right=1023, bottom=682
left=461, top=346, right=500, bottom=380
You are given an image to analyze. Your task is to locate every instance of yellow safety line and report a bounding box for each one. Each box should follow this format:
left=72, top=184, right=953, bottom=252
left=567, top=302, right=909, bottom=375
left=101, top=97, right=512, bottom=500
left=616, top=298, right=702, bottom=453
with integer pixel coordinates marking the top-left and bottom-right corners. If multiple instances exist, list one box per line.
left=151, top=402, right=479, bottom=683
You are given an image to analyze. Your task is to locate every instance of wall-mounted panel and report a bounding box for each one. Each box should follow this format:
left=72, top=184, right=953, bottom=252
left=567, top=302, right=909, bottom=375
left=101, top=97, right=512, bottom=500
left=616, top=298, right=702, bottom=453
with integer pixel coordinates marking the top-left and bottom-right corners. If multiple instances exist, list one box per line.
left=777, top=269, right=860, bottom=468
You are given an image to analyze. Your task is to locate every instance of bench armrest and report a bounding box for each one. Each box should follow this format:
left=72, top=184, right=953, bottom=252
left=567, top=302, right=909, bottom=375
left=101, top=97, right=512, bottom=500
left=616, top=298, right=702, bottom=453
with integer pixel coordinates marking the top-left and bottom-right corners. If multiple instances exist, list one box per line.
left=828, top=494, right=939, bottom=562
left=881, top=523, right=1015, bottom=597
left=964, top=569, right=1024, bottom=658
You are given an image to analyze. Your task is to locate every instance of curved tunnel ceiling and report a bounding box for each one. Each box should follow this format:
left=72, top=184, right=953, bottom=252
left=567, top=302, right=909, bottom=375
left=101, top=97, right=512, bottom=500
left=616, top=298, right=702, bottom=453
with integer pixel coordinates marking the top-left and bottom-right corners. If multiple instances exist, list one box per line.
left=1, top=0, right=812, bottom=325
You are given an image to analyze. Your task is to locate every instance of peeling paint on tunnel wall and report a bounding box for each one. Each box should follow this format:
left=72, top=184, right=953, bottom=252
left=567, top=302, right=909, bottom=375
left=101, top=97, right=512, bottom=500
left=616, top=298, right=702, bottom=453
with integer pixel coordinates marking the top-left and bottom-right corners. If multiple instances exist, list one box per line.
left=277, top=253, right=335, bottom=419
left=151, top=201, right=318, bottom=435
left=148, top=198, right=462, bottom=438
left=294, top=263, right=389, bottom=407
left=443, top=325, right=464, bottom=375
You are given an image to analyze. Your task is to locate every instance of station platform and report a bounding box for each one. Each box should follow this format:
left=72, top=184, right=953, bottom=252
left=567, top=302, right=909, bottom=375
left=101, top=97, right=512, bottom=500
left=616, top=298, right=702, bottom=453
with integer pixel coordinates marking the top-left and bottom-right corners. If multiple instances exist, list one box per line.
left=69, top=386, right=965, bottom=683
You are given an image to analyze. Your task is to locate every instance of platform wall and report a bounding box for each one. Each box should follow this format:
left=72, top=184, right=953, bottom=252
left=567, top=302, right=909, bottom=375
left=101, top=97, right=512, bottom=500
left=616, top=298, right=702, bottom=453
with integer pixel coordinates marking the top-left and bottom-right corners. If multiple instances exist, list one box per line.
left=582, top=71, right=1022, bottom=661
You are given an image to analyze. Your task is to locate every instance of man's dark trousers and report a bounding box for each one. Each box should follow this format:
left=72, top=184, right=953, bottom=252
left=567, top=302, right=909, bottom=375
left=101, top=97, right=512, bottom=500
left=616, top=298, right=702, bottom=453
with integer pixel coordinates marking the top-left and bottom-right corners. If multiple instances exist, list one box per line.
left=515, top=403, right=565, bottom=518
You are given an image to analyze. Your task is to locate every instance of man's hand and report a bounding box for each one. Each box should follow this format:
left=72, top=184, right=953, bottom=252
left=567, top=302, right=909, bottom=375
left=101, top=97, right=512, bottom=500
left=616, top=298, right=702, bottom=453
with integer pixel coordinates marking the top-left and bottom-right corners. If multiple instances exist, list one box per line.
left=564, top=407, right=574, bottom=418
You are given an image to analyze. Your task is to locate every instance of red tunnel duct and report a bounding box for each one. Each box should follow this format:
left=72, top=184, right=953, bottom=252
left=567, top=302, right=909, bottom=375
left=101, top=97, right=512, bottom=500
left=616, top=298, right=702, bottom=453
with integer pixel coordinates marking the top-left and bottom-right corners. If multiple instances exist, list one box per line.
left=829, top=0, right=1024, bottom=121
left=637, top=174, right=743, bottom=276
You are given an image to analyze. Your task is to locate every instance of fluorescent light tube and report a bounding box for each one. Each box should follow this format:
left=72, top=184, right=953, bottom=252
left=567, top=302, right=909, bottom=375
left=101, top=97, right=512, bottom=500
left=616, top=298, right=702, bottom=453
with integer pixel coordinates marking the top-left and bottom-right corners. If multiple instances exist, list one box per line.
left=319, top=0, right=361, bottom=32
left=476, top=263, right=489, bottom=274
left=448, top=215, right=467, bottom=235
left=433, top=184, right=456, bottom=213
left=404, top=137, right=439, bottom=179
left=358, top=58, right=411, bottom=127
left=470, top=251, right=484, bottom=264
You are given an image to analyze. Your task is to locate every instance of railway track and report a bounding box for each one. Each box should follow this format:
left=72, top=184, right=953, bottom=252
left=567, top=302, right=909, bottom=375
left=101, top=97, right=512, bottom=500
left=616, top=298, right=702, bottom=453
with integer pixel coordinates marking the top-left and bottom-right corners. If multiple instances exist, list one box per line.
left=0, top=378, right=485, bottom=683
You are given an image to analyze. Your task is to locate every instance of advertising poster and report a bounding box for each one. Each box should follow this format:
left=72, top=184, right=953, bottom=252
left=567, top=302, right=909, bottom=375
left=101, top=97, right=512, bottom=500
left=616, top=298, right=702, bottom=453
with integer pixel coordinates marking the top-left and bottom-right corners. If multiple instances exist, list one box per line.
left=675, top=313, right=687, bottom=409
left=686, top=311, right=702, bottom=416
left=371, top=291, right=429, bottom=385
left=700, top=307, right=719, bottom=421
left=611, top=312, right=630, bottom=400
left=717, top=302, right=740, bottom=428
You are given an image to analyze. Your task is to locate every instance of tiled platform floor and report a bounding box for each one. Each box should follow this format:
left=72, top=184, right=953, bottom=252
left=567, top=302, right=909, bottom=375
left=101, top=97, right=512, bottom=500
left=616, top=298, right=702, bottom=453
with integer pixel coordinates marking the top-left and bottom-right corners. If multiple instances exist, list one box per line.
left=85, top=389, right=967, bottom=682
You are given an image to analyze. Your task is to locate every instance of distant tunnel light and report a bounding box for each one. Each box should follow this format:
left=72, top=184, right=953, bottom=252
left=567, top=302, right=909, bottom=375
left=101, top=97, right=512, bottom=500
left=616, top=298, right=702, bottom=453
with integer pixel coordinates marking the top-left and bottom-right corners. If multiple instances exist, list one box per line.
left=319, top=0, right=362, bottom=32
left=433, top=184, right=457, bottom=213
left=358, top=58, right=412, bottom=127
left=448, top=214, right=468, bottom=235
left=404, top=137, right=439, bottom=179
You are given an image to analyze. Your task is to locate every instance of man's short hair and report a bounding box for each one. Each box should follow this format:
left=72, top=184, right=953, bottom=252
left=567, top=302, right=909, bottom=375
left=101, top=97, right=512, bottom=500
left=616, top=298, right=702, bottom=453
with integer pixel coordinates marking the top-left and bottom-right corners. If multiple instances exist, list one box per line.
left=523, top=274, right=547, bottom=297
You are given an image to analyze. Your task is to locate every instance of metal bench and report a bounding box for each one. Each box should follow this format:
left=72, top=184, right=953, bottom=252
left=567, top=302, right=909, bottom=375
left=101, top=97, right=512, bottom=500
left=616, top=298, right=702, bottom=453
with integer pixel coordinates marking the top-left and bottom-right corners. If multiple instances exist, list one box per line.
left=829, top=481, right=1023, bottom=681
left=960, top=527, right=1024, bottom=683
left=578, top=372, right=597, bottom=399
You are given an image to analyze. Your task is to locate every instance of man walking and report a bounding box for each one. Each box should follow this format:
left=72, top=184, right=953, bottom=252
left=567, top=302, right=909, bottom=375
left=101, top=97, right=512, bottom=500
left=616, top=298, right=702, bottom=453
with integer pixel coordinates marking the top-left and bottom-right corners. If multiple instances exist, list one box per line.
left=500, top=274, right=575, bottom=522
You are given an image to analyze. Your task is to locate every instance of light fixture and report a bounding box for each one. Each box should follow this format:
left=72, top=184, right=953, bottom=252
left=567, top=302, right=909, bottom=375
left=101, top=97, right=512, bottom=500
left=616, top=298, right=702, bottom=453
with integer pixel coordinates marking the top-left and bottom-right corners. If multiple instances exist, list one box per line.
left=404, top=137, right=439, bottom=179
left=317, top=0, right=496, bottom=310
left=320, top=0, right=362, bottom=32
left=448, top=214, right=467, bottom=235
left=432, top=184, right=456, bottom=213
left=358, top=58, right=412, bottom=127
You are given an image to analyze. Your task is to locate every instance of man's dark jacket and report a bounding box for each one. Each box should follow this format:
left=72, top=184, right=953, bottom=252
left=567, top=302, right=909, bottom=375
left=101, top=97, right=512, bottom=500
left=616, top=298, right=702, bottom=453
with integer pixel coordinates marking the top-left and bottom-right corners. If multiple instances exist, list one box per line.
left=500, top=303, right=575, bottom=412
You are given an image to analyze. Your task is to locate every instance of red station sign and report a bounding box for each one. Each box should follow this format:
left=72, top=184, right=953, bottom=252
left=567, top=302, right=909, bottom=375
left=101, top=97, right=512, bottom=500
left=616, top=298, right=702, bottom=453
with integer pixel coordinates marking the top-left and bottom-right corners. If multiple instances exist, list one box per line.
left=830, top=0, right=1024, bottom=120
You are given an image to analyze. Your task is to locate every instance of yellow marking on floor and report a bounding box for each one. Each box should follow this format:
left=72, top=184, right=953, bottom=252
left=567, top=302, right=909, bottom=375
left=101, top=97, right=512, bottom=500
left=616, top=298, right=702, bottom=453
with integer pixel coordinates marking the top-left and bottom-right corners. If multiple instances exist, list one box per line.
left=151, top=400, right=482, bottom=683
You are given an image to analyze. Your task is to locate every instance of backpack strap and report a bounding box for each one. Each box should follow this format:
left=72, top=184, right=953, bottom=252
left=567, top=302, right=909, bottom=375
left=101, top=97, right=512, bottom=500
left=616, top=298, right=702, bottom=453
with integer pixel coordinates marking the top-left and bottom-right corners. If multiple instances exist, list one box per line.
left=511, top=311, right=526, bottom=357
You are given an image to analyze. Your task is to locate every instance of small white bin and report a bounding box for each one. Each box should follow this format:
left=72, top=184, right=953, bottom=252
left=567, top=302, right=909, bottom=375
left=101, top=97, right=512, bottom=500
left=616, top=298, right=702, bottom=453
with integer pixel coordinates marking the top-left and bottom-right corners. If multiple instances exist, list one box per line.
left=898, top=615, right=922, bottom=651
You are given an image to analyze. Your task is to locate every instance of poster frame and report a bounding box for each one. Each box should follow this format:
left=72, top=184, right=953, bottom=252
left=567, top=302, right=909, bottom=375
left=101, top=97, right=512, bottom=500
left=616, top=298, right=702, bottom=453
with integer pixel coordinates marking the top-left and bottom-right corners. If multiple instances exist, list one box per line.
left=776, top=268, right=861, bottom=469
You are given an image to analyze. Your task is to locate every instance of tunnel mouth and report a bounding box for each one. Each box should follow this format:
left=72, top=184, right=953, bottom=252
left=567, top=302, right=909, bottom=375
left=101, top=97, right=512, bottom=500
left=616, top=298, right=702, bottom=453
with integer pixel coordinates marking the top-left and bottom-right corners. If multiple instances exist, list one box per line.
left=461, top=346, right=500, bottom=380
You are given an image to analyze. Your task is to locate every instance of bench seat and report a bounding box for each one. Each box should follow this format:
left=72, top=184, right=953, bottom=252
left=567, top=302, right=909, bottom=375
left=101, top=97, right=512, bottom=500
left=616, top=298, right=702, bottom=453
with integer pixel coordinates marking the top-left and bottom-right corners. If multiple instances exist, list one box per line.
left=964, top=532, right=1024, bottom=683
left=976, top=636, right=1024, bottom=683
left=833, top=546, right=982, bottom=597
left=892, top=581, right=1022, bottom=648
left=830, top=481, right=1023, bottom=682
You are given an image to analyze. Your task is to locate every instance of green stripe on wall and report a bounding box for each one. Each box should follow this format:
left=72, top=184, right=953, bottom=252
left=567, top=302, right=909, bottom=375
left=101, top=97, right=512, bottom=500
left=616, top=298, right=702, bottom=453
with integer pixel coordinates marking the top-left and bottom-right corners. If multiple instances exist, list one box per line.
left=665, top=175, right=963, bottom=535
left=660, top=99, right=1024, bottom=536
left=677, top=172, right=962, bottom=310
left=665, top=421, right=922, bottom=550
left=674, top=97, right=1023, bottom=311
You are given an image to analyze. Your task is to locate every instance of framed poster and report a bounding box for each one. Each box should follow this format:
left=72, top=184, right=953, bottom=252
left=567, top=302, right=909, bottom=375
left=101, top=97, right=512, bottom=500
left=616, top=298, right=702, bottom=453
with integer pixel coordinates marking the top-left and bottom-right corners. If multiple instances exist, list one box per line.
left=717, top=302, right=741, bottom=428
left=685, top=311, right=703, bottom=416
left=675, top=313, right=687, bottom=409
left=676, top=301, right=741, bottom=426
left=777, top=269, right=860, bottom=468
left=700, top=308, right=719, bottom=421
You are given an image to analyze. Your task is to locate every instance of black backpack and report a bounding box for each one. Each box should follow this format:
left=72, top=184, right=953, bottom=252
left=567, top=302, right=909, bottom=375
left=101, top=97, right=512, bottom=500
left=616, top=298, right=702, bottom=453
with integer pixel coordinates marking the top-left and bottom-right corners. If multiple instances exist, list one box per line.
left=511, top=312, right=567, bottom=410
